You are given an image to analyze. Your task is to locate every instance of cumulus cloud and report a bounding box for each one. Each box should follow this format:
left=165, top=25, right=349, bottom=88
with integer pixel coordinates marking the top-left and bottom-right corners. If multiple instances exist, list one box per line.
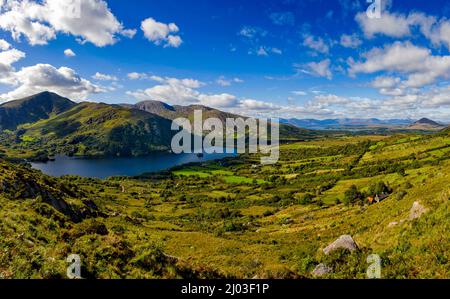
left=340, top=34, right=362, bottom=48
left=64, top=48, right=76, bottom=57
left=302, top=34, right=329, bottom=54
left=356, top=10, right=450, bottom=51
left=296, top=59, right=333, bottom=80
left=0, top=48, right=25, bottom=66
left=0, top=0, right=135, bottom=47
left=126, top=72, right=450, bottom=119
left=0, top=63, right=104, bottom=101
left=355, top=11, right=411, bottom=38
left=0, top=42, right=25, bottom=84
left=141, top=17, right=182, bottom=48
left=92, top=72, right=118, bottom=81
left=349, top=41, right=450, bottom=89
left=127, top=75, right=276, bottom=112
left=0, top=38, right=11, bottom=50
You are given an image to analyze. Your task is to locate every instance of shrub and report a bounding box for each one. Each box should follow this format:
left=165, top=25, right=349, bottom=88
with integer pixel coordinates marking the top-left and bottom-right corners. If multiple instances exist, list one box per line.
left=396, top=191, right=407, bottom=201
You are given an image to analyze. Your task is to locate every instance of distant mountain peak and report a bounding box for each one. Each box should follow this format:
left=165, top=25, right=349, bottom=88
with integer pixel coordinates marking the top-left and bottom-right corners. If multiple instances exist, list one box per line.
left=0, top=91, right=76, bottom=130
left=414, top=118, right=441, bottom=126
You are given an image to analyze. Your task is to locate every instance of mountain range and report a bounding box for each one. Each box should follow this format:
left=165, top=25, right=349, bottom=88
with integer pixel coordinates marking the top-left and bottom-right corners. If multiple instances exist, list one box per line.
left=0, top=92, right=317, bottom=159
left=281, top=117, right=447, bottom=131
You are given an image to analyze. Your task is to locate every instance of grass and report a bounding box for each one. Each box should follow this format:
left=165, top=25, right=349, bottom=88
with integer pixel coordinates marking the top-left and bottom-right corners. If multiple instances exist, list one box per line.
left=0, top=132, right=449, bottom=279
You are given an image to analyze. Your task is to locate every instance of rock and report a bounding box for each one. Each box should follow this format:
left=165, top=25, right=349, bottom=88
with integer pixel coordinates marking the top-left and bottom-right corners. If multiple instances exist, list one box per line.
left=409, top=201, right=427, bottom=220
left=312, top=263, right=332, bottom=277
left=323, top=235, right=358, bottom=255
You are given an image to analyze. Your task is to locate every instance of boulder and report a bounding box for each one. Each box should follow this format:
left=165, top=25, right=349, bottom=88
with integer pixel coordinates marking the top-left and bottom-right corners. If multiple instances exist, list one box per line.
left=312, top=263, right=332, bottom=277
left=409, top=201, right=427, bottom=220
left=323, top=235, right=358, bottom=255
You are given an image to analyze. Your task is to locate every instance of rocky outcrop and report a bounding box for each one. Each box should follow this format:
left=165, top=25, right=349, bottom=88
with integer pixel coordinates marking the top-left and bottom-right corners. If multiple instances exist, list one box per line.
left=323, top=235, right=358, bottom=255
left=312, top=263, right=332, bottom=277
left=409, top=201, right=427, bottom=220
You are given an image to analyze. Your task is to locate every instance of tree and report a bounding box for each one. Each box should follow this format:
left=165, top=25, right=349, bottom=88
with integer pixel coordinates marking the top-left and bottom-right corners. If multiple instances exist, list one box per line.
left=344, top=185, right=363, bottom=205
left=368, top=181, right=391, bottom=196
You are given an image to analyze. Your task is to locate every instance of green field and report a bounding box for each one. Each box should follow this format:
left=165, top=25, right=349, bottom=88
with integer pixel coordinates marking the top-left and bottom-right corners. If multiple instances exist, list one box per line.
left=0, top=132, right=449, bottom=279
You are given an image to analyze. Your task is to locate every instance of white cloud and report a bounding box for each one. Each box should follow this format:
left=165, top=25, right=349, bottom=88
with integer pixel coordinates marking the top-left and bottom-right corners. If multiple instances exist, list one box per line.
left=349, top=42, right=450, bottom=88
left=297, top=59, right=333, bottom=80
left=198, top=93, right=238, bottom=108
left=64, top=48, right=76, bottom=57
left=292, top=91, right=307, bottom=96
left=371, top=76, right=401, bottom=89
left=92, top=72, right=118, bottom=81
left=0, top=38, right=11, bottom=50
left=148, top=76, right=203, bottom=88
left=0, top=63, right=103, bottom=101
left=355, top=11, right=411, bottom=38
left=216, top=76, right=244, bottom=87
left=0, top=48, right=25, bottom=66
left=0, top=0, right=135, bottom=47
left=141, top=17, right=182, bottom=48
left=271, top=47, right=282, bottom=55
left=256, top=46, right=268, bottom=56
left=0, top=43, right=25, bottom=84
left=238, top=26, right=267, bottom=40
left=302, top=34, right=329, bottom=54
left=356, top=10, right=450, bottom=51
left=127, top=72, right=149, bottom=80
left=239, top=99, right=281, bottom=111
left=126, top=72, right=450, bottom=120
left=340, top=34, right=362, bottom=48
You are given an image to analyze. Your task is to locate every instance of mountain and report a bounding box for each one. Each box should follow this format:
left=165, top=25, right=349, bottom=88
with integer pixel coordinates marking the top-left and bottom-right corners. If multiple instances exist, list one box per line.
left=0, top=91, right=76, bottom=130
left=408, top=118, right=446, bottom=131
left=135, top=100, right=242, bottom=122
left=17, top=102, right=174, bottom=157
left=281, top=118, right=414, bottom=130
left=0, top=93, right=322, bottom=160
left=135, top=100, right=321, bottom=140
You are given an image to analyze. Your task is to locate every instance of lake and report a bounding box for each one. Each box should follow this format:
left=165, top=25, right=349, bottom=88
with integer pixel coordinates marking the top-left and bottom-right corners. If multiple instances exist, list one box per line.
left=31, top=150, right=236, bottom=179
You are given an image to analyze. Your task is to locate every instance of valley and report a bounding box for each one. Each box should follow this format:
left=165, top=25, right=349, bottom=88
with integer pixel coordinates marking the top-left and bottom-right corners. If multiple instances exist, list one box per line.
left=1, top=121, right=449, bottom=278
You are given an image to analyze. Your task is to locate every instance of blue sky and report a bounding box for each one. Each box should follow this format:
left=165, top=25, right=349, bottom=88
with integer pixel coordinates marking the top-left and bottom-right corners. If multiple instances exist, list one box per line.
left=0, top=0, right=450, bottom=121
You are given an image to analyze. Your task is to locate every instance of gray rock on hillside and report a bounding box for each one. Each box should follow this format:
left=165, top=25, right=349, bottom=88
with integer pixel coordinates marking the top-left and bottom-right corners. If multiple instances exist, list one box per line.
left=312, top=263, right=332, bottom=277
left=323, top=235, right=358, bottom=255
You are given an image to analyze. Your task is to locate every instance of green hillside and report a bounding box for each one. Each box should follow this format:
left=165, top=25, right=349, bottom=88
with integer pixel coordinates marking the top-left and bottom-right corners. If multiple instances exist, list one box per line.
left=7, top=102, right=174, bottom=158
left=0, top=92, right=325, bottom=160
left=0, top=131, right=448, bottom=278
left=0, top=92, right=76, bottom=131
left=136, top=100, right=323, bottom=141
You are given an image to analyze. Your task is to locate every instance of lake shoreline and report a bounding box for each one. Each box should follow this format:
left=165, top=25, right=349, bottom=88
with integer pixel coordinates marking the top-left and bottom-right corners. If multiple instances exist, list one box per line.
left=30, top=149, right=238, bottom=179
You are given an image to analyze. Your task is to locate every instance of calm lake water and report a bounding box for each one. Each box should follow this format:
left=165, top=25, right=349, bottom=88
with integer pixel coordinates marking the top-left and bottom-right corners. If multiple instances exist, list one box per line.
left=31, top=150, right=236, bottom=179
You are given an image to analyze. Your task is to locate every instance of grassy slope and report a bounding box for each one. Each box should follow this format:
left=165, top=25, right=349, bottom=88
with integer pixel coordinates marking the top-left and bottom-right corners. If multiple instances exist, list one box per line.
left=0, top=131, right=449, bottom=279
left=0, top=92, right=76, bottom=130
left=9, top=102, right=174, bottom=157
